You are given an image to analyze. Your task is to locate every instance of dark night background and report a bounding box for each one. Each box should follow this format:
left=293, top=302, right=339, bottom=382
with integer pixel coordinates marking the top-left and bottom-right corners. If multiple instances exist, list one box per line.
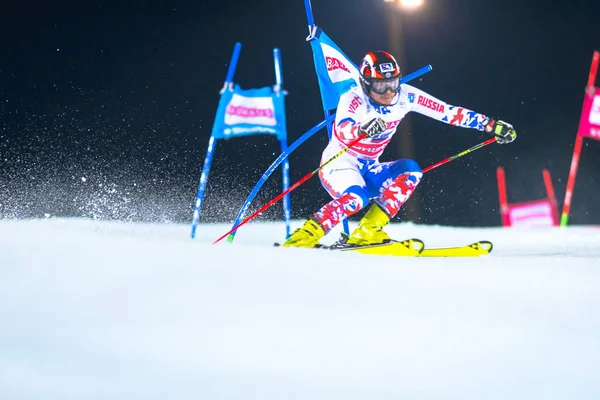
left=1, top=0, right=599, bottom=229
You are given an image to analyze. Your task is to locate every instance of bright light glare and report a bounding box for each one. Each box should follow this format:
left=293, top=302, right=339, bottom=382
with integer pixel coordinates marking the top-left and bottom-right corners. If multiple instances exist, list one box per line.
left=399, top=0, right=423, bottom=8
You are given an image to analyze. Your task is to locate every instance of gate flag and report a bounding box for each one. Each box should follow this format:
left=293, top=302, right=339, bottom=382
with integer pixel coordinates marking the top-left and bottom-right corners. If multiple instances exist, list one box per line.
left=190, top=44, right=291, bottom=240
left=577, top=86, right=600, bottom=141
left=308, top=28, right=361, bottom=111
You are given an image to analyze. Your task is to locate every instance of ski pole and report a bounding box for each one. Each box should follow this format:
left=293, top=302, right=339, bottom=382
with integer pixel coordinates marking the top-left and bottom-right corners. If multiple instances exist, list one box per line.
left=212, top=133, right=367, bottom=244
left=422, top=137, right=497, bottom=173
left=213, top=135, right=498, bottom=244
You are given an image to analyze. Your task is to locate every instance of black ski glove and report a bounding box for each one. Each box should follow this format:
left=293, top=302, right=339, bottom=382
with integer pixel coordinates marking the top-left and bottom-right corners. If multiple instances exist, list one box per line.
left=484, top=118, right=517, bottom=144
left=361, top=117, right=387, bottom=139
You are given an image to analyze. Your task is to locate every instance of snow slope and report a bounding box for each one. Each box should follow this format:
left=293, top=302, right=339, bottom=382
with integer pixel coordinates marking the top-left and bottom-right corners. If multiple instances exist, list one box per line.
left=1, top=218, right=599, bottom=400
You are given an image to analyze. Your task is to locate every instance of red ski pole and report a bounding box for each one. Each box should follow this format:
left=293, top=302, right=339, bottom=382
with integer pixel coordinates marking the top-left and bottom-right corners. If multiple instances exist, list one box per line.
left=213, top=135, right=498, bottom=244
left=212, top=134, right=367, bottom=244
left=422, top=137, right=497, bottom=173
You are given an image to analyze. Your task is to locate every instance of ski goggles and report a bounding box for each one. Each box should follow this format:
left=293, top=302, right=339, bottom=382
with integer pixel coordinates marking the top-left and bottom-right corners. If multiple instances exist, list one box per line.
left=370, top=77, right=401, bottom=95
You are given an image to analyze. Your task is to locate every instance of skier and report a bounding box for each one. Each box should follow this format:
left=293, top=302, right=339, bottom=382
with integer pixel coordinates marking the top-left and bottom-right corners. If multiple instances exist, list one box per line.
left=283, top=50, right=517, bottom=248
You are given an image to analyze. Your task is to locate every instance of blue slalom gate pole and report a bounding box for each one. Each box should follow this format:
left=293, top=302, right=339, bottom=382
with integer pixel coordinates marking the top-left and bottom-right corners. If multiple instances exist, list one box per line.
left=190, top=43, right=242, bottom=239
left=280, top=137, right=291, bottom=237
left=303, top=0, right=315, bottom=28
left=273, top=47, right=292, bottom=238
left=222, top=42, right=242, bottom=89
left=226, top=114, right=336, bottom=243
left=304, top=0, right=350, bottom=236
left=402, top=64, right=433, bottom=84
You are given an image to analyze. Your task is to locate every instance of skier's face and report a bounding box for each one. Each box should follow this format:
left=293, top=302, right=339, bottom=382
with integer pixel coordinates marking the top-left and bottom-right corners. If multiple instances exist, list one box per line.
left=370, top=89, right=396, bottom=105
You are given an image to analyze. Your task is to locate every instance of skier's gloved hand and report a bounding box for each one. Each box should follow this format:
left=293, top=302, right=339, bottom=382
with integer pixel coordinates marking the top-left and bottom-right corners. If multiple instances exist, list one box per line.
left=485, top=119, right=517, bottom=144
left=361, top=117, right=387, bottom=139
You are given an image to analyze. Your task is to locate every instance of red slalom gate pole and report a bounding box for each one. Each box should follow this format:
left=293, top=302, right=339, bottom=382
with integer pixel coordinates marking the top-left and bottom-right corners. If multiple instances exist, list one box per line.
left=496, top=166, right=511, bottom=227
left=212, top=134, right=367, bottom=244
left=543, top=169, right=559, bottom=226
left=560, top=50, right=600, bottom=227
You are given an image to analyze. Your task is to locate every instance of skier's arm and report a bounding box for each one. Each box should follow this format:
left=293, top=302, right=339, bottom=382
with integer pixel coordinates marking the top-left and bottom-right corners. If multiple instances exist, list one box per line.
left=333, top=91, right=367, bottom=142
left=405, top=85, right=489, bottom=130
left=404, top=85, right=517, bottom=143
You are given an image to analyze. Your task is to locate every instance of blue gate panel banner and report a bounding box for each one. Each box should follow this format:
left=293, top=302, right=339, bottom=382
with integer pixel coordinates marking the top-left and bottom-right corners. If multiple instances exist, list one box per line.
left=211, top=85, right=286, bottom=141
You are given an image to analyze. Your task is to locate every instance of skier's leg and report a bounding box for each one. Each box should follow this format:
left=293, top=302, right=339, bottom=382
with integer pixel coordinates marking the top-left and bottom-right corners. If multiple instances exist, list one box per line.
left=346, top=159, right=422, bottom=246
left=370, top=158, right=423, bottom=218
left=283, top=157, right=370, bottom=248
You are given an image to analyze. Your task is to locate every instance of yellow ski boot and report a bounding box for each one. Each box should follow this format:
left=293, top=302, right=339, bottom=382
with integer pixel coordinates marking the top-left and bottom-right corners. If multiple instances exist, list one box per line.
left=282, top=218, right=325, bottom=248
left=347, top=204, right=391, bottom=246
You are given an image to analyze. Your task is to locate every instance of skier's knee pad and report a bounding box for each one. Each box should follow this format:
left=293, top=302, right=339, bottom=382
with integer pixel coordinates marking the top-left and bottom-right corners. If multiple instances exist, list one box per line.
left=376, top=172, right=422, bottom=218
left=313, top=186, right=370, bottom=234
left=399, top=171, right=423, bottom=188
left=342, top=185, right=370, bottom=211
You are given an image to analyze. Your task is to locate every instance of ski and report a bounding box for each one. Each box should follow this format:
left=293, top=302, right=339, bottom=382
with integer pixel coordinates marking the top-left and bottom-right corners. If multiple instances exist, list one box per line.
left=274, top=238, right=493, bottom=257
left=337, top=239, right=493, bottom=257
left=331, top=238, right=424, bottom=256
left=419, top=240, right=493, bottom=257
